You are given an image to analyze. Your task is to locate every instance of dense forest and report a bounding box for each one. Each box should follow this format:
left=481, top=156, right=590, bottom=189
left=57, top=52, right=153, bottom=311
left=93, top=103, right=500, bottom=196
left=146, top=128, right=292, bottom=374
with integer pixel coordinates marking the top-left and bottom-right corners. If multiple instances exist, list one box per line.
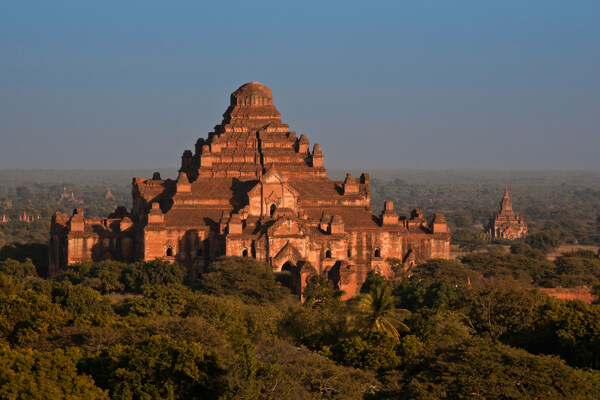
left=1, top=169, right=600, bottom=398
left=3, top=252, right=600, bottom=398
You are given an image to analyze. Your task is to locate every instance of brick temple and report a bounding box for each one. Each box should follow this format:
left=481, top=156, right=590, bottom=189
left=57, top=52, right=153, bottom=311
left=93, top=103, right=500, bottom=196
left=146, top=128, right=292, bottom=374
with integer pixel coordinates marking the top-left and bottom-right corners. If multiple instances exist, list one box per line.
left=50, top=82, right=451, bottom=298
left=485, top=187, right=527, bottom=240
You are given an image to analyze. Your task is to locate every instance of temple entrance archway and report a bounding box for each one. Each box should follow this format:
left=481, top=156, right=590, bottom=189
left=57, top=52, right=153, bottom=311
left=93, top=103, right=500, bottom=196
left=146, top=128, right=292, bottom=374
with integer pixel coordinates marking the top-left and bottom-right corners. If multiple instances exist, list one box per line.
left=282, top=261, right=293, bottom=272
left=272, top=241, right=304, bottom=273
left=275, top=259, right=296, bottom=293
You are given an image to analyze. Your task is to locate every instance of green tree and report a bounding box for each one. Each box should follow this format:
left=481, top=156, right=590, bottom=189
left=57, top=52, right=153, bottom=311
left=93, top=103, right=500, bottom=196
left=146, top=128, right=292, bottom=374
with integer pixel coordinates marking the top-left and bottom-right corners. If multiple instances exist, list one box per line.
left=122, top=259, right=186, bottom=293
left=460, top=252, right=555, bottom=286
left=79, top=335, right=227, bottom=400
left=360, top=270, right=389, bottom=294
left=552, top=255, right=600, bottom=287
left=198, top=257, right=291, bottom=304
left=0, top=258, right=37, bottom=280
left=516, top=299, right=600, bottom=369
left=0, top=243, right=48, bottom=276
left=409, top=259, right=473, bottom=286
left=119, top=284, right=195, bottom=319
left=302, top=274, right=343, bottom=304
left=465, top=281, right=548, bottom=339
left=525, top=228, right=565, bottom=252
left=510, top=241, right=545, bottom=259
left=394, top=278, right=467, bottom=312
left=51, top=281, right=116, bottom=326
left=56, top=261, right=126, bottom=294
left=350, top=283, right=409, bottom=341
left=453, top=215, right=471, bottom=228
left=184, top=294, right=283, bottom=342
left=0, top=275, right=68, bottom=345
left=250, top=339, right=378, bottom=400
left=417, top=310, right=473, bottom=347
left=450, top=228, right=487, bottom=251
left=331, top=330, right=401, bottom=372
left=282, top=300, right=348, bottom=353
left=376, top=337, right=600, bottom=399
left=0, top=345, right=108, bottom=399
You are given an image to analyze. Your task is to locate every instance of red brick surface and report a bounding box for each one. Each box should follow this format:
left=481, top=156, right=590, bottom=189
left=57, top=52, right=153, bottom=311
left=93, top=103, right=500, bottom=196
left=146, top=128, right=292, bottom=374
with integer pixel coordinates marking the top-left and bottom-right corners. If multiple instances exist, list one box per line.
left=50, top=82, right=451, bottom=297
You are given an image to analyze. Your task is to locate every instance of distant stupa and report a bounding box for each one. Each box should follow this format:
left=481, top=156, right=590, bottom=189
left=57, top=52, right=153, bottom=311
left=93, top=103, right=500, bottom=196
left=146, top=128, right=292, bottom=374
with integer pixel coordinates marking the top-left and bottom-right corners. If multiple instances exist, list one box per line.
left=58, top=186, right=84, bottom=205
left=485, top=187, right=528, bottom=240
left=58, top=186, right=70, bottom=204
left=104, top=187, right=117, bottom=201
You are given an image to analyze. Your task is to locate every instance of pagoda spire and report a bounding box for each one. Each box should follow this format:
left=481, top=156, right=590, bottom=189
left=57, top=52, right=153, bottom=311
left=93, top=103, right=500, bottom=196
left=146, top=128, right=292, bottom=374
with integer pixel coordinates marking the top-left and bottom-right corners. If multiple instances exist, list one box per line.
left=105, top=186, right=116, bottom=201
left=500, top=186, right=513, bottom=212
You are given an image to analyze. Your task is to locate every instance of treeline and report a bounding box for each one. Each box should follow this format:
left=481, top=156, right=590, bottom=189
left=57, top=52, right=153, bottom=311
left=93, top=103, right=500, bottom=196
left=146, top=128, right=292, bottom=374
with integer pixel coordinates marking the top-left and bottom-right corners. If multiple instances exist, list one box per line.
left=0, top=184, right=126, bottom=248
left=2, top=169, right=600, bottom=249
left=0, top=169, right=179, bottom=248
left=367, top=170, right=600, bottom=246
left=3, top=254, right=600, bottom=399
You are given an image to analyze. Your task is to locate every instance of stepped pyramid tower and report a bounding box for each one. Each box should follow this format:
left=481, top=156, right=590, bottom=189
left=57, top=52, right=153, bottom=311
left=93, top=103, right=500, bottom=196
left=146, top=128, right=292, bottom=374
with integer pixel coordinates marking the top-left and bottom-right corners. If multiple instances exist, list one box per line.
left=485, top=187, right=527, bottom=240
left=50, top=82, right=450, bottom=297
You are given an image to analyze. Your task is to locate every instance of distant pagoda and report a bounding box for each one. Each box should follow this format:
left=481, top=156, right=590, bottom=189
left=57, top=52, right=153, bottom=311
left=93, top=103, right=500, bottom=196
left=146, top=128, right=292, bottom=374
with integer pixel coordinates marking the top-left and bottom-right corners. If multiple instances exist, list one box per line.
left=58, top=186, right=84, bottom=205
left=485, top=187, right=527, bottom=240
left=104, top=187, right=116, bottom=201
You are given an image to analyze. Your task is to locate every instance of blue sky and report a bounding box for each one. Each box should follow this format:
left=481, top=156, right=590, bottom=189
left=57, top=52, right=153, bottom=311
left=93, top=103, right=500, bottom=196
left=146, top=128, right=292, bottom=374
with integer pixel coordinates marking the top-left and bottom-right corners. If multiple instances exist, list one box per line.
left=1, top=1, right=599, bottom=170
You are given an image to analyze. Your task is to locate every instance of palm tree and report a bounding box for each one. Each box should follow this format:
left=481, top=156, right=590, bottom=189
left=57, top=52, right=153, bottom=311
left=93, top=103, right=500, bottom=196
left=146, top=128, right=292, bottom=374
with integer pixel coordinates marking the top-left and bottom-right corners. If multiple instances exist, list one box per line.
left=349, top=282, right=409, bottom=341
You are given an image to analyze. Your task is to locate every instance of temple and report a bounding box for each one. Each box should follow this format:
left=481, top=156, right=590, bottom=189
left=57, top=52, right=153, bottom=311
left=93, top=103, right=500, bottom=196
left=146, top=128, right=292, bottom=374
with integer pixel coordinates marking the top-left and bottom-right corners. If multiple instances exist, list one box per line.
left=50, top=82, right=451, bottom=298
left=485, top=187, right=527, bottom=240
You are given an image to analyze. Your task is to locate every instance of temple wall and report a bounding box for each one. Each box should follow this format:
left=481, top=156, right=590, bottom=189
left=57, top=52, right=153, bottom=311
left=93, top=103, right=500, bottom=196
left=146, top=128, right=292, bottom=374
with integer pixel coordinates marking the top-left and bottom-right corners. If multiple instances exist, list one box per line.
left=143, top=228, right=209, bottom=274
left=430, top=237, right=451, bottom=258
left=67, top=236, right=100, bottom=264
left=50, top=82, right=452, bottom=299
left=143, top=229, right=171, bottom=260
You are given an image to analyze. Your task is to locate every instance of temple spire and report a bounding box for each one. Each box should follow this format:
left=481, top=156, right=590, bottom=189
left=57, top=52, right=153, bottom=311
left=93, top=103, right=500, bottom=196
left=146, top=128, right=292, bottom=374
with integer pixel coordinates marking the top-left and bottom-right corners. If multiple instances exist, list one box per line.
left=500, top=186, right=513, bottom=212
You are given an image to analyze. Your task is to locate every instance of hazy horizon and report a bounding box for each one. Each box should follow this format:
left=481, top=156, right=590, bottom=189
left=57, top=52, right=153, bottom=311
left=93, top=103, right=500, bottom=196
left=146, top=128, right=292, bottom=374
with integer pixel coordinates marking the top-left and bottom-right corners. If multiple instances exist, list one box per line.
left=1, top=1, right=599, bottom=170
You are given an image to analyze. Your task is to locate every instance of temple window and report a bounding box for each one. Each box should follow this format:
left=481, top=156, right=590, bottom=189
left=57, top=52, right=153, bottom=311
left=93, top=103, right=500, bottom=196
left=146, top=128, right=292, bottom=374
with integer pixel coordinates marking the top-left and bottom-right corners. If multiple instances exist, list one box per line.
left=325, top=249, right=332, bottom=258
left=166, top=247, right=173, bottom=257
left=270, top=204, right=276, bottom=217
left=374, top=248, right=381, bottom=258
left=347, top=248, right=352, bottom=257
left=242, top=249, right=248, bottom=257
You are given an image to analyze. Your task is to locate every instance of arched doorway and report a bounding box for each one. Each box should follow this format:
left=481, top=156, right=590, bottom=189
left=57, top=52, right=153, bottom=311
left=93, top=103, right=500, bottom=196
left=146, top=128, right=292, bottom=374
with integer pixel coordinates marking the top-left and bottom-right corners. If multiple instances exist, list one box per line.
left=269, top=204, right=277, bottom=217
left=282, top=261, right=293, bottom=272
left=275, top=261, right=295, bottom=292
